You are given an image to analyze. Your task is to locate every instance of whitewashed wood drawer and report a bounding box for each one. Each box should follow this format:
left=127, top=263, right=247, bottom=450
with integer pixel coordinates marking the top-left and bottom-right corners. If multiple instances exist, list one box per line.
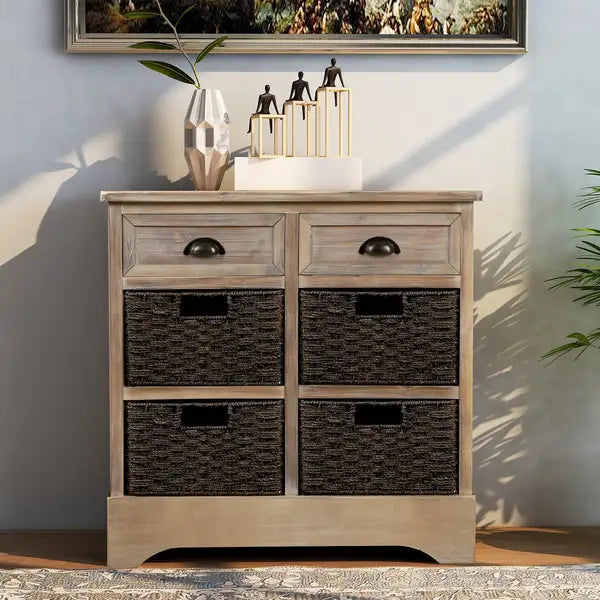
left=122, top=213, right=285, bottom=277
left=299, top=213, right=461, bottom=276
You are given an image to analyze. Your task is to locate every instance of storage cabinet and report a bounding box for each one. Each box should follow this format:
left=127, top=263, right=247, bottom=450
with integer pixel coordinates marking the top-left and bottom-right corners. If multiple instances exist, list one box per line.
left=105, top=190, right=480, bottom=568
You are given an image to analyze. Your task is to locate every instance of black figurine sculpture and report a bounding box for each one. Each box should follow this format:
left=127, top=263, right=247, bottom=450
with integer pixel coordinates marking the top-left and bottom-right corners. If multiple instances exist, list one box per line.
left=288, top=71, right=313, bottom=120
left=247, top=84, right=280, bottom=134
left=322, top=57, right=346, bottom=107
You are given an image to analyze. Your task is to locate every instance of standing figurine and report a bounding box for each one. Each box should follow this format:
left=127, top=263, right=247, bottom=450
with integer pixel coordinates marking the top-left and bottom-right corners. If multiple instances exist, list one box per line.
left=322, top=57, right=346, bottom=106
left=247, top=84, right=280, bottom=134
left=288, top=71, right=313, bottom=120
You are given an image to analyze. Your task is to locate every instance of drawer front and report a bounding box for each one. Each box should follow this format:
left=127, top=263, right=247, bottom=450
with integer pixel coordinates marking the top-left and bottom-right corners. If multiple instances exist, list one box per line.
left=300, top=289, right=459, bottom=386
left=124, top=290, right=285, bottom=386
left=299, top=399, right=459, bottom=495
left=123, top=213, right=285, bottom=277
left=125, top=400, right=285, bottom=496
left=299, top=213, right=461, bottom=275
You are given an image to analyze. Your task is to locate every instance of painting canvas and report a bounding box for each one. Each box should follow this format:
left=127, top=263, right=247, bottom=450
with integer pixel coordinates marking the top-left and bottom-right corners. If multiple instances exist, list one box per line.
left=67, top=0, right=527, bottom=53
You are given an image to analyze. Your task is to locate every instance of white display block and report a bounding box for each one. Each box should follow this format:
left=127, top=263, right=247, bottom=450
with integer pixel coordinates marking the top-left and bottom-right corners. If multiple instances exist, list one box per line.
left=234, top=157, right=362, bottom=191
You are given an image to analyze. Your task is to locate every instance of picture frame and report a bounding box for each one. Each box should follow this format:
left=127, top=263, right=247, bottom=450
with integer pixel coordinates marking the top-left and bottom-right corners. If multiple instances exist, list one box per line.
left=65, top=0, right=527, bottom=55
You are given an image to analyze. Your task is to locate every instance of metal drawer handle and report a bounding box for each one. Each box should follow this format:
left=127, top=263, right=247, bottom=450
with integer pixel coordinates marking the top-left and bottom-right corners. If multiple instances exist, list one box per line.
left=183, top=237, right=225, bottom=258
left=358, top=237, right=400, bottom=257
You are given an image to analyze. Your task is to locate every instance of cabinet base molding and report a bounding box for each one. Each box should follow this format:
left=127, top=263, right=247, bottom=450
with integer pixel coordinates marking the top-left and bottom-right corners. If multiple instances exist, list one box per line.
left=107, top=495, right=476, bottom=569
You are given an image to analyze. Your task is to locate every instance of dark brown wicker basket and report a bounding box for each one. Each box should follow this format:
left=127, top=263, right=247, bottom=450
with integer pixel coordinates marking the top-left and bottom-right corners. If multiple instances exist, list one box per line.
left=125, top=400, right=284, bottom=496
left=299, top=289, right=459, bottom=386
left=299, top=399, right=458, bottom=495
left=124, top=290, right=284, bottom=386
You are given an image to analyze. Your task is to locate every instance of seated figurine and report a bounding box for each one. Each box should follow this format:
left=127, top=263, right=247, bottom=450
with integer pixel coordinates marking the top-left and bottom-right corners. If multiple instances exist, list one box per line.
left=288, top=72, right=313, bottom=120
left=247, top=85, right=280, bottom=134
left=321, top=58, right=346, bottom=106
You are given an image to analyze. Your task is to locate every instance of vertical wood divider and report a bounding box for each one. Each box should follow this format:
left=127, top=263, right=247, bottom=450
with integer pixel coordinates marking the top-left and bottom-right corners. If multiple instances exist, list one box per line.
left=284, top=213, right=300, bottom=495
left=459, top=203, right=474, bottom=496
left=108, top=203, right=125, bottom=496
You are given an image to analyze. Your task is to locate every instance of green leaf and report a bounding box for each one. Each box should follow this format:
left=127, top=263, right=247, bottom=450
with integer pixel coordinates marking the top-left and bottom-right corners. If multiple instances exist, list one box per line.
left=138, top=60, right=195, bottom=85
left=175, top=4, right=197, bottom=28
left=567, top=333, right=591, bottom=345
left=195, top=36, right=228, bottom=64
left=541, top=341, right=586, bottom=363
left=130, top=41, right=177, bottom=50
left=573, top=228, right=600, bottom=237
left=125, top=11, right=160, bottom=19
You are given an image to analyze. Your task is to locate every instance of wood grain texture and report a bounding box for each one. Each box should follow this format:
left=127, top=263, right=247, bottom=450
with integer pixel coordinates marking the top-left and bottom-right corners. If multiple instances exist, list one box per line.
left=123, top=387, right=285, bottom=401
left=459, top=203, right=474, bottom=496
left=121, top=202, right=467, bottom=215
left=123, top=276, right=285, bottom=290
left=103, top=191, right=483, bottom=204
left=108, top=204, right=124, bottom=496
left=122, top=216, right=136, bottom=275
left=299, top=386, right=459, bottom=400
left=4, top=527, right=600, bottom=569
left=284, top=214, right=300, bottom=496
left=122, top=213, right=285, bottom=277
left=299, top=275, right=461, bottom=289
left=298, top=213, right=461, bottom=276
left=107, top=495, right=476, bottom=568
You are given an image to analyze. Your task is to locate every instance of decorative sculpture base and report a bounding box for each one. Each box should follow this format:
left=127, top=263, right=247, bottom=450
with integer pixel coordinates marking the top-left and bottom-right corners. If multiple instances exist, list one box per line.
left=250, top=114, right=286, bottom=158
left=284, top=100, right=318, bottom=157
left=234, top=157, right=362, bottom=191
left=316, top=87, right=351, bottom=158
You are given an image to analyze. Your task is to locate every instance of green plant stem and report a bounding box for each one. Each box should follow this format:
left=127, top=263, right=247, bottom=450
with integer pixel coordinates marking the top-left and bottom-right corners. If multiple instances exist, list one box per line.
left=155, top=0, right=201, bottom=88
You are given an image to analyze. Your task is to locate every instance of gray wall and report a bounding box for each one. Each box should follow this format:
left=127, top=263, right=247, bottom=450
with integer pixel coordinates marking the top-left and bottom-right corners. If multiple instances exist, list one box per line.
left=1, top=0, right=600, bottom=529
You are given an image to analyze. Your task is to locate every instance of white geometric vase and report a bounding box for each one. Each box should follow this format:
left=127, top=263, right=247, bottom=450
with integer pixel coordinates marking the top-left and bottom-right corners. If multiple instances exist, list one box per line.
left=184, top=89, right=231, bottom=191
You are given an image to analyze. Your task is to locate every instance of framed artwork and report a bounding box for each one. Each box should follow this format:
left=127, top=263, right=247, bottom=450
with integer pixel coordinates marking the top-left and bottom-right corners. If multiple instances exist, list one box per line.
left=66, top=0, right=527, bottom=54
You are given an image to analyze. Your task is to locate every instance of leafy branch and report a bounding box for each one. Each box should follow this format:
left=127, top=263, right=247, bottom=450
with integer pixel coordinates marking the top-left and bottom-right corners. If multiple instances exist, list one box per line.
left=543, top=169, right=600, bottom=363
left=126, top=0, right=227, bottom=88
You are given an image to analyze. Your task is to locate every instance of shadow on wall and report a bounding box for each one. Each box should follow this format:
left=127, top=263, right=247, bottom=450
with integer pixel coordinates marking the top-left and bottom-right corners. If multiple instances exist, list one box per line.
left=0, top=153, right=190, bottom=529
left=473, top=232, right=532, bottom=526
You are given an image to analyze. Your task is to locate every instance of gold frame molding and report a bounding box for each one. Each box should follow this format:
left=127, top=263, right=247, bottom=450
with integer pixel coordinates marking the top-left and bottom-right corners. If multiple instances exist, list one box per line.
left=66, top=0, right=527, bottom=54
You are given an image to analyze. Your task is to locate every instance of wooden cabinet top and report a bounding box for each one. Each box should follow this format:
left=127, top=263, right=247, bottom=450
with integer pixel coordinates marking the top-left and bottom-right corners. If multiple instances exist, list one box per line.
left=102, top=191, right=482, bottom=204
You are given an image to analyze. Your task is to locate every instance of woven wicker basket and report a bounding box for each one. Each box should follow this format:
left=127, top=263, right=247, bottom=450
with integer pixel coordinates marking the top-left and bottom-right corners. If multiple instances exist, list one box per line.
left=299, top=289, right=459, bottom=386
left=124, top=290, right=284, bottom=386
left=299, top=399, right=459, bottom=495
left=125, top=400, right=285, bottom=496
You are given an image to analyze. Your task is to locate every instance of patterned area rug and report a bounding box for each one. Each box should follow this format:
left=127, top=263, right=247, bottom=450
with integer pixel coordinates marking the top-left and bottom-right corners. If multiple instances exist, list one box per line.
left=0, top=566, right=599, bottom=599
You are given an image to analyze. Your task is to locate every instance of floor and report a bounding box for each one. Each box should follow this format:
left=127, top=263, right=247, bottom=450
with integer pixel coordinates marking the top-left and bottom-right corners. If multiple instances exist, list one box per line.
left=0, top=528, right=599, bottom=569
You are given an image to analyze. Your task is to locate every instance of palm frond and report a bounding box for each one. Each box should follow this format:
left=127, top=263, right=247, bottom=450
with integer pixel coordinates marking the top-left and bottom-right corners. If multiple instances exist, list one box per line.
left=545, top=169, right=600, bottom=361
left=574, top=169, right=600, bottom=209
left=542, top=330, right=600, bottom=363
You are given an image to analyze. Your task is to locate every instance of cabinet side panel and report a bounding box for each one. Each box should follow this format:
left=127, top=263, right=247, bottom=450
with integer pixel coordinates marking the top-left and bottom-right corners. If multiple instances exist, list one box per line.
left=459, top=203, right=474, bottom=495
left=108, top=203, right=124, bottom=496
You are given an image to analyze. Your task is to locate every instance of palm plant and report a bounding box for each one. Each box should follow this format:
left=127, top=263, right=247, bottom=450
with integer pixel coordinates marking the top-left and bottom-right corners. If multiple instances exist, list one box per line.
left=543, top=169, right=600, bottom=362
left=126, top=0, right=227, bottom=88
